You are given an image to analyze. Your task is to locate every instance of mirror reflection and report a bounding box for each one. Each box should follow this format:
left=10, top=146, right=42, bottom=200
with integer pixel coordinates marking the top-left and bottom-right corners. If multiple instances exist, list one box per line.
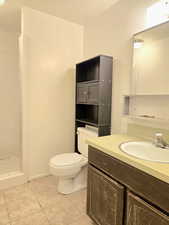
left=133, top=21, right=169, bottom=95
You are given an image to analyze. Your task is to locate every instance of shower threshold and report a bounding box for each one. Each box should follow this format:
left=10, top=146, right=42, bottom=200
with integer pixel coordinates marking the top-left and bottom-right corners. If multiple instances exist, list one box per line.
left=0, top=155, right=20, bottom=176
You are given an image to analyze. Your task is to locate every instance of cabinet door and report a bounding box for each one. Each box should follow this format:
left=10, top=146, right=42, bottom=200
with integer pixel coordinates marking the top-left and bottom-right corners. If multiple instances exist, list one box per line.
left=87, top=83, right=99, bottom=104
left=77, top=84, right=88, bottom=103
left=87, top=165, right=124, bottom=225
left=126, top=192, right=169, bottom=225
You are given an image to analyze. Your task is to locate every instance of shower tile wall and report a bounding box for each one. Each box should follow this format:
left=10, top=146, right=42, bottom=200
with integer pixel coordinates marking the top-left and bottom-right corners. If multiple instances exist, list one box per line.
left=0, top=30, right=21, bottom=175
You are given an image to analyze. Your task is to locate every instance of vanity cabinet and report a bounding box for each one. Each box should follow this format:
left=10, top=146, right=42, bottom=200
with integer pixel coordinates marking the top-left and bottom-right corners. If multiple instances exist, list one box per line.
left=126, top=192, right=169, bottom=225
left=87, top=165, right=124, bottom=225
left=87, top=146, right=169, bottom=225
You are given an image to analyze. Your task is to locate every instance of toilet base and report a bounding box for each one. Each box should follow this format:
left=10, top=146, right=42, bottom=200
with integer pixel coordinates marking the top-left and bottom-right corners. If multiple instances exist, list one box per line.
left=57, top=166, right=87, bottom=194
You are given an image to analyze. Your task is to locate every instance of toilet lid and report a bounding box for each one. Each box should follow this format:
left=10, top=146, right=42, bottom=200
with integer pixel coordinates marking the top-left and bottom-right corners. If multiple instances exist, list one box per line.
left=50, top=153, right=83, bottom=167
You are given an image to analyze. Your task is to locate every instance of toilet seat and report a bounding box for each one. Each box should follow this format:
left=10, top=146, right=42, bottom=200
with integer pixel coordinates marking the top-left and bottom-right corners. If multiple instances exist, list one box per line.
left=50, top=153, right=87, bottom=168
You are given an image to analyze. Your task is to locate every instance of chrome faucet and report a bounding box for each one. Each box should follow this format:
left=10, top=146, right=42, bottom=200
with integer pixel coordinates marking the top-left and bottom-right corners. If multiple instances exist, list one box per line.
left=154, top=133, right=169, bottom=149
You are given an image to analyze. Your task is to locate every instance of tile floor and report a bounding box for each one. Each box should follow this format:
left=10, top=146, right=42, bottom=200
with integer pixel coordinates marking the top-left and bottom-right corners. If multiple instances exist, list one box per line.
left=0, top=176, right=94, bottom=225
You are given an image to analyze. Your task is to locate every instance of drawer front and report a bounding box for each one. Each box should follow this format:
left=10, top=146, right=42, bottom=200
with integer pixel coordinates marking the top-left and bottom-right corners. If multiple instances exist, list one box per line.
left=88, top=146, right=169, bottom=214
left=126, top=192, right=169, bottom=225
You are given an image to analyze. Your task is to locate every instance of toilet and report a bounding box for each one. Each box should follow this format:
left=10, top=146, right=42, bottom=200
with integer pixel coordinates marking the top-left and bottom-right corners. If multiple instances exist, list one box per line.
left=49, top=126, right=98, bottom=194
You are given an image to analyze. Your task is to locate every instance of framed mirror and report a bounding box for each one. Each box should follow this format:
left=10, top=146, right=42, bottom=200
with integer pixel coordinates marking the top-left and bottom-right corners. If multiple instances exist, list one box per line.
left=132, top=21, right=169, bottom=95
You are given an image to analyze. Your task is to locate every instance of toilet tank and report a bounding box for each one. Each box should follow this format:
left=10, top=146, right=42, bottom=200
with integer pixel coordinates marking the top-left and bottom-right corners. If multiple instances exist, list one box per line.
left=77, top=126, right=98, bottom=158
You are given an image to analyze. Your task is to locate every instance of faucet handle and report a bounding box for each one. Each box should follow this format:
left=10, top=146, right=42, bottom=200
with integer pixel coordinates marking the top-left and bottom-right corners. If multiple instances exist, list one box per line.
left=154, top=133, right=163, bottom=147
left=155, top=133, right=163, bottom=137
left=154, top=133, right=169, bottom=149
left=155, top=133, right=163, bottom=141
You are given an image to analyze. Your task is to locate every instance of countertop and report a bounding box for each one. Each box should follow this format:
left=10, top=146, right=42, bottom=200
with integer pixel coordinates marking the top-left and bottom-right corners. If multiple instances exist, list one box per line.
left=86, top=134, right=169, bottom=184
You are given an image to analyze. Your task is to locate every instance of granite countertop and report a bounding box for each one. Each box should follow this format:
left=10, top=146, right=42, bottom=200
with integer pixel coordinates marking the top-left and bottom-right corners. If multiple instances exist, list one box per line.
left=86, top=134, right=169, bottom=184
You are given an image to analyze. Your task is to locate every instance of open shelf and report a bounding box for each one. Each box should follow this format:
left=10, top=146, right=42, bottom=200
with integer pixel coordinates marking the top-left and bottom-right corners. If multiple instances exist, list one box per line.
left=76, top=56, right=100, bottom=82
left=76, top=104, right=98, bottom=126
left=123, top=94, right=169, bottom=125
left=124, top=115, right=169, bottom=124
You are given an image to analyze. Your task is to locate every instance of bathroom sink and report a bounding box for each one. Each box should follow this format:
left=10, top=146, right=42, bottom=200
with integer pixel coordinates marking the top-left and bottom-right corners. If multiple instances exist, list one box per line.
left=120, top=141, right=169, bottom=163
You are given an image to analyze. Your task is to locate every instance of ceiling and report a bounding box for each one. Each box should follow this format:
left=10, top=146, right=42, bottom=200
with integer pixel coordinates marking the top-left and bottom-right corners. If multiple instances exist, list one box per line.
left=0, top=0, right=120, bottom=33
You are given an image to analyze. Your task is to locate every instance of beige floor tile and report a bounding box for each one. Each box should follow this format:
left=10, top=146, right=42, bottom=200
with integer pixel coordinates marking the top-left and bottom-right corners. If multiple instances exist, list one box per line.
left=60, top=189, right=87, bottom=214
left=70, top=214, right=94, bottom=225
left=28, top=176, right=59, bottom=208
left=28, top=176, right=57, bottom=194
left=44, top=206, right=65, bottom=224
left=4, top=184, right=35, bottom=203
left=34, top=189, right=61, bottom=208
left=1, top=176, right=89, bottom=225
left=44, top=202, right=84, bottom=225
left=7, top=197, right=41, bottom=221
left=0, top=204, right=10, bottom=225
left=4, top=183, right=41, bottom=221
left=62, top=189, right=86, bottom=209
left=11, top=212, right=50, bottom=225
left=0, top=193, right=5, bottom=205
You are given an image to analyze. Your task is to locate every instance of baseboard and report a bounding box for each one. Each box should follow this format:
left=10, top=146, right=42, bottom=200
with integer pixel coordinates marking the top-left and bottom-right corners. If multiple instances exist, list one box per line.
left=28, top=172, right=50, bottom=181
left=0, top=172, right=27, bottom=190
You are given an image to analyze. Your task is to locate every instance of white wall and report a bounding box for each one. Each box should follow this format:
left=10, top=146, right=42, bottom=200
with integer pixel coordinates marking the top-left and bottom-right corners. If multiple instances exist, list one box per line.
left=0, top=30, right=21, bottom=158
left=84, top=0, right=154, bottom=133
left=21, top=7, right=83, bottom=179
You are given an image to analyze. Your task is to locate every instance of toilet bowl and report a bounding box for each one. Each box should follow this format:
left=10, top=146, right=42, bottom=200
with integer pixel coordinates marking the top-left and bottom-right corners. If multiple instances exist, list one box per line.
left=50, top=153, right=88, bottom=194
left=49, top=126, right=98, bottom=194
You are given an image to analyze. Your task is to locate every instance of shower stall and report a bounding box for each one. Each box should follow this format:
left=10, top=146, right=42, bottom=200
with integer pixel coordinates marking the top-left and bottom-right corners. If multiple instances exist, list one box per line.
left=0, top=27, right=27, bottom=189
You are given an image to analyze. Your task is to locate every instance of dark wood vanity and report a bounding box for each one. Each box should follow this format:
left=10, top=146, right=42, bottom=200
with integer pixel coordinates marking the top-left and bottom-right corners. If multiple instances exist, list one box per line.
left=87, top=146, right=169, bottom=225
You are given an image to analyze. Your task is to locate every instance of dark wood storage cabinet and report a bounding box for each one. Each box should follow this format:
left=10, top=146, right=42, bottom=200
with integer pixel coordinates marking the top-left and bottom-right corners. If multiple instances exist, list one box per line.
left=87, top=146, right=169, bottom=225
left=75, top=55, right=113, bottom=152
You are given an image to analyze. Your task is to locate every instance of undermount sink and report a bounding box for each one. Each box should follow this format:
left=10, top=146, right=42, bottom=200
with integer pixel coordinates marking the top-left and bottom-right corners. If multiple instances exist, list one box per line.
left=120, top=141, right=169, bottom=163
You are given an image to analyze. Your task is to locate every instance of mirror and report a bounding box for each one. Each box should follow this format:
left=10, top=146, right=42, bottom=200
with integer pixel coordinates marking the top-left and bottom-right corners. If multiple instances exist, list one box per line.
left=132, top=21, right=169, bottom=95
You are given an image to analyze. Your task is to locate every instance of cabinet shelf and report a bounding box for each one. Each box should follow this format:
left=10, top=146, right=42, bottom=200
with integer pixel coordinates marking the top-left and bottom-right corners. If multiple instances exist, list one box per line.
left=124, top=94, right=169, bottom=97
left=77, top=80, right=99, bottom=85
left=76, top=119, right=99, bottom=127
left=76, top=103, right=99, bottom=106
left=124, top=115, right=169, bottom=124
left=123, top=95, right=169, bottom=127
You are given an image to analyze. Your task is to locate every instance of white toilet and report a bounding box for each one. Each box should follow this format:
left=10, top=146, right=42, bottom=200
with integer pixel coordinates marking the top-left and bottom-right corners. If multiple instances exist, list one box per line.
left=49, top=126, right=98, bottom=194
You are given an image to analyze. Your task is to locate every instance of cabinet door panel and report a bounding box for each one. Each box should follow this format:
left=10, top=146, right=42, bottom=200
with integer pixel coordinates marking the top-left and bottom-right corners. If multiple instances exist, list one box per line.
left=87, top=83, right=99, bottom=104
left=77, top=84, right=88, bottom=103
left=127, top=192, right=169, bottom=225
left=87, top=165, right=124, bottom=225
